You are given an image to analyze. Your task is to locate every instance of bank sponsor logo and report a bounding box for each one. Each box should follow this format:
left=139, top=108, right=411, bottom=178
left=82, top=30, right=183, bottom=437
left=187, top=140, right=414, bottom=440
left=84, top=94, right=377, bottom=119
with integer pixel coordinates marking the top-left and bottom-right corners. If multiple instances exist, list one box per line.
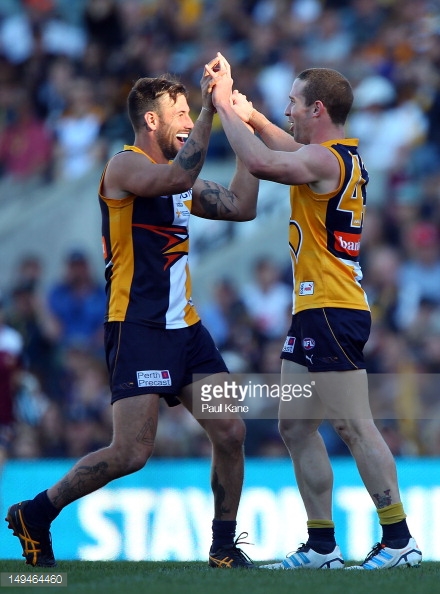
left=334, top=231, right=361, bottom=257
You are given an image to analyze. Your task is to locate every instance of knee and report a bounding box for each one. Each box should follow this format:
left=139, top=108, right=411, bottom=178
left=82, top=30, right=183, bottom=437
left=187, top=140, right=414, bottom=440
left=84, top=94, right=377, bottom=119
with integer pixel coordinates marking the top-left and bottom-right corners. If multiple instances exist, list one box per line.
left=110, top=443, right=154, bottom=475
left=208, top=418, right=246, bottom=455
left=331, top=419, right=366, bottom=446
left=278, top=418, right=317, bottom=445
left=332, top=421, right=350, bottom=445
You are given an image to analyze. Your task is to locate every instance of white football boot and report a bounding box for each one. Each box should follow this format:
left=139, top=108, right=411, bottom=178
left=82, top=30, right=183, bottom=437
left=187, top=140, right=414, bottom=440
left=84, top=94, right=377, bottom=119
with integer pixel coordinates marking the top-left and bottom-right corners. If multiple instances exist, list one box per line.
left=259, top=544, right=344, bottom=570
left=346, top=538, right=422, bottom=570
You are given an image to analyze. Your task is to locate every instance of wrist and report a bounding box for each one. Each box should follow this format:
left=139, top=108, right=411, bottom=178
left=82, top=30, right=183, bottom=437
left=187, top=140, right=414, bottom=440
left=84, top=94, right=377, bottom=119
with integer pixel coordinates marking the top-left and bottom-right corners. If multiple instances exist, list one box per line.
left=249, top=109, right=271, bottom=135
left=198, top=106, right=215, bottom=125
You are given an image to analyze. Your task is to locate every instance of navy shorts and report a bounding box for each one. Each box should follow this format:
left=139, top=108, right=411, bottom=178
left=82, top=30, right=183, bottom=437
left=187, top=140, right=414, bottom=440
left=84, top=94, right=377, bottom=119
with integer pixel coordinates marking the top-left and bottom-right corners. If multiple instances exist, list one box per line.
left=104, top=321, right=228, bottom=405
left=280, top=308, right=371, bottom=372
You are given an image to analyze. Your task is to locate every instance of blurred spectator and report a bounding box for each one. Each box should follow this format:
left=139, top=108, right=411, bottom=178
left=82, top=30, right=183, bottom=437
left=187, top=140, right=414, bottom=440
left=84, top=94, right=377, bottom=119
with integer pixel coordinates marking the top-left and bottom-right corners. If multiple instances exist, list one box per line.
left=242, top=256, right=291, bottom=340
left=46, top=249, right=106, bottom=352
left=0, top=293, right=23, bottom=467
left=10, top=424, right=42, bottom=459
left=395, top=221, right=440, bottom=331
left=6, top=279, right=60, bottom=400
left=97, top=75, right=133, bottom=158
left=11, top=254, right=44, bottom=290
left=362, top=244, right=401, bottom=330
left=423, top=82, right=440, bottom=174
left=82, top=0, right=124, bottom=54
left=0, top=0, right=86, bottom=65
left=199, top=277, right=249, bottom=349
left=37, top=401, right=66, bottom=457
left=52, top=76, right=106, bottom=179
left=0, top=88, right=53, bottom=186
left=62, top=355, right=111, bottom=458
left=64, top=354, right=110, bottom=425
left=14, top=370, right=50, bottom=427
left=255, top=43, right=298, bottom=126
left=348, top=75, right=427, bottom=206
left=304, top=8, right=353, bottom=68
left=342, top=0, right=387, bottom=48
left=35, top=55, right=75, bottom=127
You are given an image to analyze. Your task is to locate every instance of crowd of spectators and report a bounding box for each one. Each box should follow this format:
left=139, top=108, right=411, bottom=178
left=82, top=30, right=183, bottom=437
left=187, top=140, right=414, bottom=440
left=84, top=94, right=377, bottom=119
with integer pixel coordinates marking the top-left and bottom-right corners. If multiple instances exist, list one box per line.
left=1, top=0, right=440, bottom=461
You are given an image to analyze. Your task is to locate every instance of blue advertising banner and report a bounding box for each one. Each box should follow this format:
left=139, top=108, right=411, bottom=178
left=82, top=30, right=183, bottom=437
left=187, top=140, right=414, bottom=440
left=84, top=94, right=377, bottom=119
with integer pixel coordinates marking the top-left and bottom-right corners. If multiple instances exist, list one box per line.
left=0, top=458, right=437, bottom=562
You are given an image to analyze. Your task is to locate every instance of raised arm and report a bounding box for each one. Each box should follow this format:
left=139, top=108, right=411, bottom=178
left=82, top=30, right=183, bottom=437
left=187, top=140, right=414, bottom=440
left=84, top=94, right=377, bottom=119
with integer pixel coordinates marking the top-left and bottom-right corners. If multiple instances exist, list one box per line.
left=207, top=54, right=338, bottom=188
left=191, top=158, right=259, bottom=222
left=248, top=109, right=303, bottom=152
left=102, top=61, right=218, bottom=200
left=231, top=90, right=302, bottom=152
left=191, top=90, right=259, bottom=222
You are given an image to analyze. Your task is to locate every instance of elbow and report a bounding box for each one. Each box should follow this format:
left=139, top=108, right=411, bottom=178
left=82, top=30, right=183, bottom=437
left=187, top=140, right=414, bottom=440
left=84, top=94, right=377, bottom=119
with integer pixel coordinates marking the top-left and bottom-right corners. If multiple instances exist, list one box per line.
left=247, top=156, right=268, bottom=179
left=235, top=205, right=257, bottom=222
left=168, top=172, right=194, bottom=194
left=241, top=208, right=257, bottom=222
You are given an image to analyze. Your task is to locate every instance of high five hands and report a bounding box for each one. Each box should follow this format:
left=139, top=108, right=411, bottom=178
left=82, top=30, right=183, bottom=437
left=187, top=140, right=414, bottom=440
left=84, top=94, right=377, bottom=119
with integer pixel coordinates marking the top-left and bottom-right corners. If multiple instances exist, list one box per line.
left=204, top=52, right=255, bottom=130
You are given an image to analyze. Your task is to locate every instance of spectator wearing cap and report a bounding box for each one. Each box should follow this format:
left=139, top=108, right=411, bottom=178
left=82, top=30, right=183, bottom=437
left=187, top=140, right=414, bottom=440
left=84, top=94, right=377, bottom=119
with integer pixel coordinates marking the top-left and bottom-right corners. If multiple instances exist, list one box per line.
left=46, top=249, right=106, bottom=353
left=348, top=75, right=427, bottom=207
left=395, top=221, right=440, bottom=330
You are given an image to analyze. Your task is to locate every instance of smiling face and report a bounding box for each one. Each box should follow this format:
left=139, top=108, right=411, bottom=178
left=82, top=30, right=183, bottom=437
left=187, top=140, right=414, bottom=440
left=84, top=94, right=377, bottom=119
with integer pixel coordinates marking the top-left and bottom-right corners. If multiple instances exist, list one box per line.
left=284, top=78, right=314, bottom=145
left=154, top=93, right=194, bottom=161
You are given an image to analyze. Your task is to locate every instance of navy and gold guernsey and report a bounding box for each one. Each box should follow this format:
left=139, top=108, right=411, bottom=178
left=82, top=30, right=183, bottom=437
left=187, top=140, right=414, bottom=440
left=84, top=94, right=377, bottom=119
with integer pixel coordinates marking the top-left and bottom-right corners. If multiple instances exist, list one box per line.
left=289, top=138, right=370, bottom=314
left=98, top=145, right=200, bottom=329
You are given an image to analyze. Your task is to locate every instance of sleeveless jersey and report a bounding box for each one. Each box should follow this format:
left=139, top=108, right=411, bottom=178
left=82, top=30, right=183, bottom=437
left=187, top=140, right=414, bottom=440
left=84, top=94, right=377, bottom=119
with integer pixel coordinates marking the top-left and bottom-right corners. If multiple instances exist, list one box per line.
left=289, top=138, right=370, bottom=314
left=98, top=145, right=200, bottom=329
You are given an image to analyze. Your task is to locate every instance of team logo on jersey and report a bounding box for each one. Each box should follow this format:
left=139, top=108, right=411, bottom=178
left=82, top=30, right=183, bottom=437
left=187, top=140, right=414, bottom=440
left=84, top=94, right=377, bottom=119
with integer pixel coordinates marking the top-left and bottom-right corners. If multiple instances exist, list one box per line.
left=299, top=281, right=314, bottom=295
left=136, top=369, right=172, bottom=387
left=334, top=231, right=361, bottom=257
left=302, top=338, right=315, bottom=350
left=282, top=336, right=296, bottom=353
left=132, top=223, right=188, bottom=270
left=175, top=197, right=190, bottom=219
left=180, top=191, right=192, bottom=201
left=289, top=220, right=302, bottom=262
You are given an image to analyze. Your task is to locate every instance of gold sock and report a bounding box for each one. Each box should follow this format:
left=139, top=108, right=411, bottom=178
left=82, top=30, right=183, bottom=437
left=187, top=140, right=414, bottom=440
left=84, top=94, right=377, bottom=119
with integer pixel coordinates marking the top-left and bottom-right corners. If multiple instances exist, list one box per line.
left=377, top=502, right=407, bottom=525
left=307, top=519, right=335, bottom=529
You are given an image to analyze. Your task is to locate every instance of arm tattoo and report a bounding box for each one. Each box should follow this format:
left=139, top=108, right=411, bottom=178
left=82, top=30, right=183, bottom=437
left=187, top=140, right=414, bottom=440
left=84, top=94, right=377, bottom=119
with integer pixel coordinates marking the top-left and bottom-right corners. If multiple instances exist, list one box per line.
left=51, top=461, right=109, bottom=508
left=177, top=138, right=204, bottom=181
left=198, top=180, right=238, bottom=219
left=212, top=467, right=231, bottom=519
left=136, top=417, right=156, bottom=446
left=373, top=489, right=392, bottom=508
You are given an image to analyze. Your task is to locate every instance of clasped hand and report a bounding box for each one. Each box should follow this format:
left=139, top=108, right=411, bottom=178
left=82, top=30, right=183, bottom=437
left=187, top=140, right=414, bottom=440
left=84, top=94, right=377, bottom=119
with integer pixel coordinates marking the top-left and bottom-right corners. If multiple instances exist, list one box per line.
left=203, top=52, right=254, bottom=125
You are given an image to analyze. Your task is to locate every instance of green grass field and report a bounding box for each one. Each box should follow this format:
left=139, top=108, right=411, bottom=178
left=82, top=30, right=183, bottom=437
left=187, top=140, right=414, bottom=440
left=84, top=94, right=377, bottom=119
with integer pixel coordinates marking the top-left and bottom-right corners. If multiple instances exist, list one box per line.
left=0, top=560, right=438, bottom=594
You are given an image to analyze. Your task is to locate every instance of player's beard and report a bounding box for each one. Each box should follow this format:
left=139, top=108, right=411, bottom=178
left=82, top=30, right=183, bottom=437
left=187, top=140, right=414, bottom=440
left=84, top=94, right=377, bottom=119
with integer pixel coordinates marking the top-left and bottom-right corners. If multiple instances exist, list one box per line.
left=157, top=127, right=178, bottom=161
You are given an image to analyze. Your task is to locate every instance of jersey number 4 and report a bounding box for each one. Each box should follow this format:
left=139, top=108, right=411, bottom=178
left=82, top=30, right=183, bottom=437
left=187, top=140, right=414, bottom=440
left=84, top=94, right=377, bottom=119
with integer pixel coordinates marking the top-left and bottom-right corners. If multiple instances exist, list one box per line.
left=336, top=153, right=366, bottom=229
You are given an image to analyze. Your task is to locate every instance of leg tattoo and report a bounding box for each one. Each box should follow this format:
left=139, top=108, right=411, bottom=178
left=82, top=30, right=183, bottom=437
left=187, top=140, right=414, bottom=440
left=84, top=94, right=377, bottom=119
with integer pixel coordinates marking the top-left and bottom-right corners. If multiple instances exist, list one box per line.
left=52, top=461, right=110, bottom=508
left=373, top=489, right=392, bottom=508
left=212, top=467, right=231, bottom=519
left=136, top=417, right=156, bottom=446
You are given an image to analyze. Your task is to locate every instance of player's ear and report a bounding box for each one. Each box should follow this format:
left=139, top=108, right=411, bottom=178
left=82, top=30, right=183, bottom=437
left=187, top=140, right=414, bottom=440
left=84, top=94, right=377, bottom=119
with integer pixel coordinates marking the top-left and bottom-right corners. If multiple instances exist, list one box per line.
left=144, top=111, right=158, bottom=131
left=313, top=101, right=324, bottom=116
